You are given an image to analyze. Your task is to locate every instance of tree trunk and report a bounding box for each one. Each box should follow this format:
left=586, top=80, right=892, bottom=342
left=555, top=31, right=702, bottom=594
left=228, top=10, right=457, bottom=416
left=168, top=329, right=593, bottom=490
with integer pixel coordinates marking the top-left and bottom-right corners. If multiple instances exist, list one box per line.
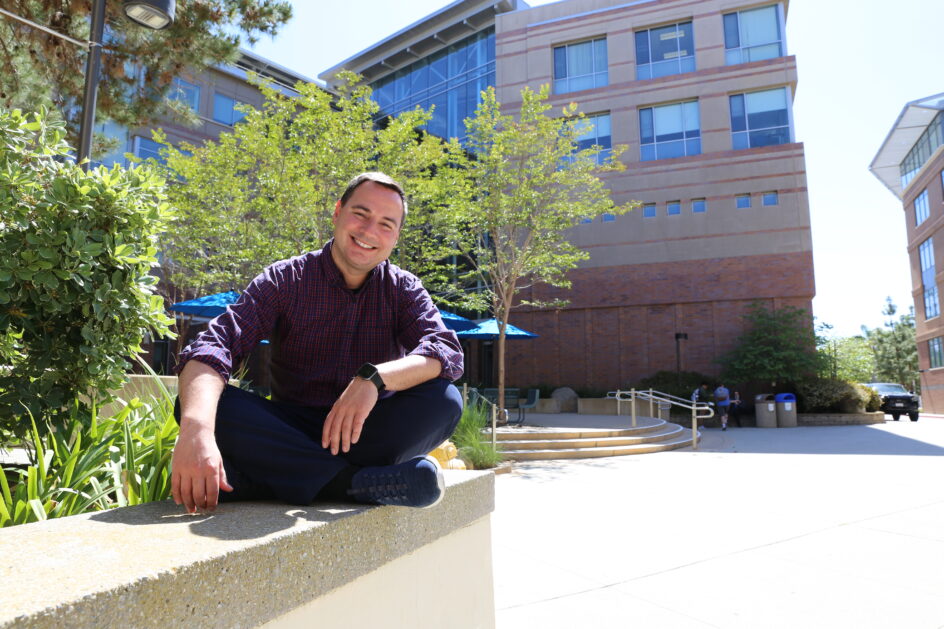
left=497, top=316, right=507, bottom=421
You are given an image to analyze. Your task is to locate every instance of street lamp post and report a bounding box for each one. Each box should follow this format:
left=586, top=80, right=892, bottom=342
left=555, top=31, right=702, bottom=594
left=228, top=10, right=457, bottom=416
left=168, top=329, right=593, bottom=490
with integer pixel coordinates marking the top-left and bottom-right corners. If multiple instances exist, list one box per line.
left=0, top=1, right=175, bottom=170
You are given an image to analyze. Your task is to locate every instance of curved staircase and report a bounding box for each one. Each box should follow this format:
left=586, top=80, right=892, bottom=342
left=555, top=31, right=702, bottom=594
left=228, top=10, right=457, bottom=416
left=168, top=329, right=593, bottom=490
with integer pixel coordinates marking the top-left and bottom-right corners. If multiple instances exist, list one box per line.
left=496, top=417, right=698, bottom=461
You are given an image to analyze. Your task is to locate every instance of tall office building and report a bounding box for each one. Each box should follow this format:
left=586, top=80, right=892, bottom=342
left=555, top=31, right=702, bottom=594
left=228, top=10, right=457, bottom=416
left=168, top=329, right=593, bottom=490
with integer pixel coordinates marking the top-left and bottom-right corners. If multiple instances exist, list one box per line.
left=871, top=93, right=944, bottom=412
left=322, top=0, right=814, bottom=389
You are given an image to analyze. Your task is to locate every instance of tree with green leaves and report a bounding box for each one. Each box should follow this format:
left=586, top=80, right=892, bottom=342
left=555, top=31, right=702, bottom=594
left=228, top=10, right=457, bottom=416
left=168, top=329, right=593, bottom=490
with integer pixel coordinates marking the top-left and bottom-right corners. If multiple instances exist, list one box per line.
left=154, top=73, right=475, bottom=356
left=862, top=298, right=918, bottom=389
left=0, top=108, right=173, bottom=438
left=0, top=0, right=291, bottom=154
left=720, top=301, right=823, bottom=388
left=450, top=86, right=636, bottom=411
left=818, top=335, right=876, bottom=383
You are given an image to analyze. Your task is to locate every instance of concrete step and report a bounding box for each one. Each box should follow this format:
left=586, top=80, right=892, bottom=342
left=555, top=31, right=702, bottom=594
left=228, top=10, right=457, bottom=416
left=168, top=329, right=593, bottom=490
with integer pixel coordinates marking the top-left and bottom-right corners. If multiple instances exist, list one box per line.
left=500, top=423, right=685, bottom=450
left=498, top=420, right=700, bottom=460
left=495, top=417, right=665, bottom=442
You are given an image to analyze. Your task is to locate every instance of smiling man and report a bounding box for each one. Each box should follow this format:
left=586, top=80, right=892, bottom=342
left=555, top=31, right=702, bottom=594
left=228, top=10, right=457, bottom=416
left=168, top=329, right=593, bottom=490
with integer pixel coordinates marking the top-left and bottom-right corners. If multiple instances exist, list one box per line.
left=171, top=172, right=464, bottom=513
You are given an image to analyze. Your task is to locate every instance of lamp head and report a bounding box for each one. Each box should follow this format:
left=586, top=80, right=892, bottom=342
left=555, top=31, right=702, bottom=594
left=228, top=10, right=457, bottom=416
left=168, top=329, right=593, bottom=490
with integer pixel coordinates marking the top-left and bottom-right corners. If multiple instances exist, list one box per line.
left=122, top=0, right=175, bottom=30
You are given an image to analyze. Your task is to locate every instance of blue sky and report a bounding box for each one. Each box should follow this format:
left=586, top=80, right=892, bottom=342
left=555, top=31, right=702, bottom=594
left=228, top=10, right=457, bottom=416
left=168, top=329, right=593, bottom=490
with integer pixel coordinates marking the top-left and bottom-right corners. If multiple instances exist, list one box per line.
left=246, top=0, right=944, bottom=338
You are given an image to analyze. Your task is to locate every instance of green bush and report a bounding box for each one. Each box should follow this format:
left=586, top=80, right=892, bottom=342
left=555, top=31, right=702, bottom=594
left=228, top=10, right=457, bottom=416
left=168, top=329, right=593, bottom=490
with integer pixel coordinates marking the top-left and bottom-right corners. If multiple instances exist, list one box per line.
left=451, top=400, right=502, bottom=469
left=863, top=385, right=882, bottom=412
left=796, top=378, right=869, bottom=413
left=0, top=383, right=178, bottom=528
left=0, top=109, right=174, bottom=438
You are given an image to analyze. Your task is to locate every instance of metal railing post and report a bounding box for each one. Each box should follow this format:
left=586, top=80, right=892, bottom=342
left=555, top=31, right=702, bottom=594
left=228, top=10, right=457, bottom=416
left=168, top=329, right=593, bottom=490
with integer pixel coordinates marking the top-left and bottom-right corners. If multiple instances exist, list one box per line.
left=631, top=388, right=637, bottom=428
left=691, top=405, right=698, bottom=450
left=648, top=388, right=653, bottom=418
left=491, top=405, right=497, bottom=448
left=462, top=383, right=468, bottom=408
left=616, top=390, right=621, bottom=417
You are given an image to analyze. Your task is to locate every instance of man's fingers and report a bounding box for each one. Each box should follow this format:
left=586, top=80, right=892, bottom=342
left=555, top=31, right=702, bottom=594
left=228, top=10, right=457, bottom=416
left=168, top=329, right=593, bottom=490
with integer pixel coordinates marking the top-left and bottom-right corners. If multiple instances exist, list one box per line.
left=191, top=477, right=207, bottom=511
left=350, top=414, right=366, bottom=447
left=340, top=414, right=353, bottom=453
left=171, top=470, right=181, bottom=505
left=206, top=474, right=220, bottom=511
left=220, top=465, right=234, bottom=493
left=180, top=476, right=195, bottom=513
left=322, top=410, right=336, bottom=450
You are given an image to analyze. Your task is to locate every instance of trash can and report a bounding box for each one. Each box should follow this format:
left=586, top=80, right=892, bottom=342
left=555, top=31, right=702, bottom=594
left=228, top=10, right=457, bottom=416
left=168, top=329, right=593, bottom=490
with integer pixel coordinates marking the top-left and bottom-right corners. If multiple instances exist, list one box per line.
left=755, top=394, right=777, bottom=428
left=775, top=392, right=797, bottom=428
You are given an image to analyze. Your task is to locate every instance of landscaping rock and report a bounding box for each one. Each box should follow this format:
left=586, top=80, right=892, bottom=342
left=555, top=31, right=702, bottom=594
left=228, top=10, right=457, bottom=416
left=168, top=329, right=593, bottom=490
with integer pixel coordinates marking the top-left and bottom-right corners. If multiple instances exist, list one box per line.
left=550, top=387, right=578, bottom=413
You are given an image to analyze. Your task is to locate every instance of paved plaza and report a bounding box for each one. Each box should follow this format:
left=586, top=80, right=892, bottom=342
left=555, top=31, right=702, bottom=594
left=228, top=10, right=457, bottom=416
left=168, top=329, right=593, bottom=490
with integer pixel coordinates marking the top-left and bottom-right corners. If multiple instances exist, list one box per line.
left=492, top=414, right=944, bottom=628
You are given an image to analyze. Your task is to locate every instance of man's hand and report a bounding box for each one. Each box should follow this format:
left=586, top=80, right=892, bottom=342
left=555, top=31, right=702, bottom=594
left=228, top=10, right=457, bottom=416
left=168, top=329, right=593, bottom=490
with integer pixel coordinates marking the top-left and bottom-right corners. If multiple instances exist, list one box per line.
left=171, top=426, right=233, bottom=513
left=322, top=377, right=379, bottom=455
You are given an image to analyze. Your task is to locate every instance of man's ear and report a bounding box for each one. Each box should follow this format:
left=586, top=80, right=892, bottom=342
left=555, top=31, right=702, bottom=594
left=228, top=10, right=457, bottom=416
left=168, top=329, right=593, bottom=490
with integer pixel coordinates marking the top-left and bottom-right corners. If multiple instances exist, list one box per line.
left=333, top=199, right=341, bottom=221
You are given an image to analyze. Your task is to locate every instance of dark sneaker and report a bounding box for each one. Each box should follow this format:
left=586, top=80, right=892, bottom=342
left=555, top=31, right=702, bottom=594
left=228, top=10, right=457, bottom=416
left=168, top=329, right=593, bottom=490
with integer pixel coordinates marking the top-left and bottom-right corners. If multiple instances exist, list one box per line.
left=348, top=455, right=445, bottom=508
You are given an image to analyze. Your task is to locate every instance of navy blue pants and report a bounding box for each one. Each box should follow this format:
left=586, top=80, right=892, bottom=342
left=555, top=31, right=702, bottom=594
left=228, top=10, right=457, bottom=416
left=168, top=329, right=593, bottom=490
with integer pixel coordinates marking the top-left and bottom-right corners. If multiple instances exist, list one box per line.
left=174, top=378, right=463, bottom=505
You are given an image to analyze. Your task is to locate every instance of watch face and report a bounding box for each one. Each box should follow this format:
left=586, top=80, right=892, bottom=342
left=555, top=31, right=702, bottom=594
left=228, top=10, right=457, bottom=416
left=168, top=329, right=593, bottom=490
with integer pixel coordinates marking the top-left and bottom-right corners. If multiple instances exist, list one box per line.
left=357, top=363, right=379, bottom=380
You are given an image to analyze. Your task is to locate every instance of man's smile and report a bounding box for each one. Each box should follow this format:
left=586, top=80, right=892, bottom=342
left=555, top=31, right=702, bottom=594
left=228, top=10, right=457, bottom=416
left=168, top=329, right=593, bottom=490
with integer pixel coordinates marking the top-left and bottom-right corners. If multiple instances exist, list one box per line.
left=352, top=236, right=377, bottom=250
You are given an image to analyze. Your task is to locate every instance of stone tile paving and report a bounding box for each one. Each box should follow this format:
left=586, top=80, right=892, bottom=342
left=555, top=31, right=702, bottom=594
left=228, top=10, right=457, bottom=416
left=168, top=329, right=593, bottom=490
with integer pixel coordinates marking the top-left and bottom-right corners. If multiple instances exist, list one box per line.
left=492, top=415, right=944, bottom=628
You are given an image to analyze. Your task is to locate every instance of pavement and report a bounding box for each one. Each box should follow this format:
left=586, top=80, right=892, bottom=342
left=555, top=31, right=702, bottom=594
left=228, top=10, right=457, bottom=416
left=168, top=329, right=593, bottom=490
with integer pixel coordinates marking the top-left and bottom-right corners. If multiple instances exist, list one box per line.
left=491, top=413, right=944, bottom=628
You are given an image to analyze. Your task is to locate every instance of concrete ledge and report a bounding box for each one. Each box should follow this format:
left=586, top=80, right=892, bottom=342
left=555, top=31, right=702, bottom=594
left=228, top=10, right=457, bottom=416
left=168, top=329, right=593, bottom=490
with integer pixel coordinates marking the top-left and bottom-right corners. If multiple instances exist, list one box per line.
left=577, top=398, right=632, bottom=416
left=798, top=412, right=886, bottom=426
left=0, top=471, right=494, bottom=629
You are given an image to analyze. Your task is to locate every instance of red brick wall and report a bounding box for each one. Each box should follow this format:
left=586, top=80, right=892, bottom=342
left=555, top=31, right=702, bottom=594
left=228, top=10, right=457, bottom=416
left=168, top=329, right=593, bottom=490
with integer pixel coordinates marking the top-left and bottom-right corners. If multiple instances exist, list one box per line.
left=483, top=250, right=814, bottom=390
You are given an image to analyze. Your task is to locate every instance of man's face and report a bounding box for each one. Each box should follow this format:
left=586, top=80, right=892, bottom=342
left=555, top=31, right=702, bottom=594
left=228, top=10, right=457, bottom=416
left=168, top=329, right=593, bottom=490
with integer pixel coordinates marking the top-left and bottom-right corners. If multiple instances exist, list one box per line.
left=331, top=181, right=403, bottom=284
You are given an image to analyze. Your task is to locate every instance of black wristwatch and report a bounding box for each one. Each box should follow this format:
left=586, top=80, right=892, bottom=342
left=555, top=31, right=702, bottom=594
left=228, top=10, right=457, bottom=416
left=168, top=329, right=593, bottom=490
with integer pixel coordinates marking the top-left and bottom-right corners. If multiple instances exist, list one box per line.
left=355, top=362, right=386, bottom=392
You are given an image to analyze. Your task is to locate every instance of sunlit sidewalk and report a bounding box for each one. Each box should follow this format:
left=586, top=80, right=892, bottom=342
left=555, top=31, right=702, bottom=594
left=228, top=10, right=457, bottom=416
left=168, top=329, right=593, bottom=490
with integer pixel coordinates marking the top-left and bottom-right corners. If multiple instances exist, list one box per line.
left=492, top=416, right=944, bottom=628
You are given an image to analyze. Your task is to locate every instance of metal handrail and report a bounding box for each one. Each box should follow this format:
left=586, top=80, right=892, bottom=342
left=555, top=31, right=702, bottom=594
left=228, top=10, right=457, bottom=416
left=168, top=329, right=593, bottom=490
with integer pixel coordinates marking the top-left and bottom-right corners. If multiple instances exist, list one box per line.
left=606, top=388, right=712, bottom=450
left=462, top=385, right=502, bottom=449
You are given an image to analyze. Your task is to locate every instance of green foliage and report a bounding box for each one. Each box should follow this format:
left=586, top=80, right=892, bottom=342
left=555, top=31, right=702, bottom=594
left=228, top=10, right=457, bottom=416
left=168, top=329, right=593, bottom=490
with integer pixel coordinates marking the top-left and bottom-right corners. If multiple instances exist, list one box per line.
left=0, top=0, right=291, bottom=154
left=861, top=298, right=918, bottom=390
left=796, top=379, right=870, bottom=413
left=863, top=386, right=881, bottom=412
left=720, top=302, right=823, bottom=388
left=155, top=73, right=478, bottom=311
left=634, top=370, right=718, bottom=401
left=449, top=86, right=638, bottom=409
left=451, top=400, right=502, bottom=470
left=0, top=109, right=174, bottom=437
left=0, top=390, right=178, bottom=528
left=818, top=335, right=876, bottom=383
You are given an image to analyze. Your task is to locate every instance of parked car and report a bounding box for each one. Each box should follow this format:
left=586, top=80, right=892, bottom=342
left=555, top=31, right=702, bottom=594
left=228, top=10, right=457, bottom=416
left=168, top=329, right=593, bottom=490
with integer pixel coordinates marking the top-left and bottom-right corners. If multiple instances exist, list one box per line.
left=862, top=382, right=920, bottom=421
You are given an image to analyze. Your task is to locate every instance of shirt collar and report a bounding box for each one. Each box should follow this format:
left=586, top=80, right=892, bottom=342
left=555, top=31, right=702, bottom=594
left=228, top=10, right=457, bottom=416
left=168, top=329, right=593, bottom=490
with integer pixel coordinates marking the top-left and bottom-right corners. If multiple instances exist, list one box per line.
left=321, top=238, right=381, bottom=291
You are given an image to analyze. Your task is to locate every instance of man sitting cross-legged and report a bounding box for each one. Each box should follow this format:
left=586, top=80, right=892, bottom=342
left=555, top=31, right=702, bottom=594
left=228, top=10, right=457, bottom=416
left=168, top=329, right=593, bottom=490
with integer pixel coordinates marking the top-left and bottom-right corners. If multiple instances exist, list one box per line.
left=171, top=172, right=464, bottom=513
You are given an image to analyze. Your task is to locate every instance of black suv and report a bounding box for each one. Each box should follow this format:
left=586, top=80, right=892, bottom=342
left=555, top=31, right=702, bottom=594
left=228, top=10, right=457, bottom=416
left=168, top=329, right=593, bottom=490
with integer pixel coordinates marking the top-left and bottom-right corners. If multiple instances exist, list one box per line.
left=863, top=382, right=920, bottom=421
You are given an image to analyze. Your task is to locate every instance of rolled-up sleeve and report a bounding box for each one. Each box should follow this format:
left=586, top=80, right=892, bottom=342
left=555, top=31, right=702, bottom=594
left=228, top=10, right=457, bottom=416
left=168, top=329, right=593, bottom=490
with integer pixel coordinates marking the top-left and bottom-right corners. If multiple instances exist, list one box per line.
left=175, top=263, right=287, bottom=381
left=397, top=277, right=464, bottom=381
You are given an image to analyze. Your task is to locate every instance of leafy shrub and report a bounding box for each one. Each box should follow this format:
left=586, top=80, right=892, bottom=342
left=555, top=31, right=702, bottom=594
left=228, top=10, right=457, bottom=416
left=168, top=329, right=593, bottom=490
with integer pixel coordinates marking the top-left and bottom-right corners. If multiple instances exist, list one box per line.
left=451, top=400, right=502, bottom=469
left=0, top=109, right=174, bottom=437
left=796, top=378, right=869, bottom=413
left=0, top=384, right=178, bottom=528
left=863, top=385, right=882, bottom=412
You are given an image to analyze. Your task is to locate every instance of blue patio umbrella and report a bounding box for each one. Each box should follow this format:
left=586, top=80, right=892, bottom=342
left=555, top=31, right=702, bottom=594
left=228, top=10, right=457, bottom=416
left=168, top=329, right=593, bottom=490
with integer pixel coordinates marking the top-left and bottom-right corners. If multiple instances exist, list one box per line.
left=170, top=291, right=240, bottom=318
left=439, top=308, right=477, bottom=332
left=456, top=319, right=538, bottom=340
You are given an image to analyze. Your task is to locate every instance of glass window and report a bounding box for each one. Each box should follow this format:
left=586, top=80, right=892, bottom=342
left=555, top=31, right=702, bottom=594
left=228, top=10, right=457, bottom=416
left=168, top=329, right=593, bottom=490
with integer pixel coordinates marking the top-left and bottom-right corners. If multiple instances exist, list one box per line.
left=133, top=136, right=165, bottom=164
left=553, top=37, right=608, bottom=94
left=763, top=191, right=779, bottom=206
left=580, top=217, right=593, bottom=224
left=723, top=5, right=783, bottom=65
left=643, top=203, right=657, bottom=218
left=667, top=201, right=681, bottom=215
left=573, top=113, right=612, bottom=164
left=170, top=78, right=200, bottom=112
left=635, top=22, right=695, bottom=79
left=213, top=93, right=247, bottom=126
left=602, top=213, right=616, bottom=222
left=915, top=189, right=930, bottom=226
left=639, top=100, right=700, bottom=161
left=901, top=111, right=944, bottom=189
left=692, top=198, right=706, bottom=214
left=730, top=88, right=791, bottom=149
left=930, top=337, right=944, bottom=369
left=370, top=27, right=494, bottom=143
left=920, top=238, right=939, bottom=319
left=736, top=194, right=751, bottom=209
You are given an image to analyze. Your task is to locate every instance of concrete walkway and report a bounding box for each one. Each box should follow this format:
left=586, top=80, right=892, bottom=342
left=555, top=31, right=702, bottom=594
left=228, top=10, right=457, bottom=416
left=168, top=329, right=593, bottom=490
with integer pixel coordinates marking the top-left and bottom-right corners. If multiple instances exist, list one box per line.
left=492, top=414, right=944, bottom=628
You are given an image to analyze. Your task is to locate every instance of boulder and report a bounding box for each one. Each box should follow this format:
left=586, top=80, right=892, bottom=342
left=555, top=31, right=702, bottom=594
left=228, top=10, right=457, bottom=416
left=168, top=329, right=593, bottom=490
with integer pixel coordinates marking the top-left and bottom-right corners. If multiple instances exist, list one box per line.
left=550, top=387, right=578, bottom=413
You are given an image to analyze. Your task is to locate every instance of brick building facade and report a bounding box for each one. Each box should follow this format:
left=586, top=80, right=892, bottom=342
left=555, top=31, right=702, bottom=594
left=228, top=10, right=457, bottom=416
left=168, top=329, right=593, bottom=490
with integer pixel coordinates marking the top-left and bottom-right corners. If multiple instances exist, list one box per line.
left=322, top=0, right=814, bottom=390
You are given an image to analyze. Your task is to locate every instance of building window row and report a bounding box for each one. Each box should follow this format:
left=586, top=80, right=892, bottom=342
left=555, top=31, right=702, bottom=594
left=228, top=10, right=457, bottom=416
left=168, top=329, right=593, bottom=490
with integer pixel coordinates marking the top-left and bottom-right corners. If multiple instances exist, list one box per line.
left=639, top=100, right=700, bottom=161
left=554, top=4, right=783, bottom=92
left=920, top=237, right=939, bottom=320
left=639, top=198, right=709, bottom=219
left=730, top=88, right=791, bottom=150
left=901, top=110, right=944, bottom=189
left=930, top=336, right=944, bottom=369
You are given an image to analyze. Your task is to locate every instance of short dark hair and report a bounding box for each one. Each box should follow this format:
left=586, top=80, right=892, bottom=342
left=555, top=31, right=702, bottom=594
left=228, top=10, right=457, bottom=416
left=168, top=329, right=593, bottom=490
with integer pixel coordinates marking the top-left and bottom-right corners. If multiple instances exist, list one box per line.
left=339, top=172, right=408, bottom=223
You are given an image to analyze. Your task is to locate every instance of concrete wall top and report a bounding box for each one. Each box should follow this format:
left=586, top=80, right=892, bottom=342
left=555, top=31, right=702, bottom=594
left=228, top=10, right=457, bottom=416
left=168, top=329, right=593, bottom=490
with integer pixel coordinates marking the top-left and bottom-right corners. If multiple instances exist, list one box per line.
left=0, top=471, right=494, bottom=629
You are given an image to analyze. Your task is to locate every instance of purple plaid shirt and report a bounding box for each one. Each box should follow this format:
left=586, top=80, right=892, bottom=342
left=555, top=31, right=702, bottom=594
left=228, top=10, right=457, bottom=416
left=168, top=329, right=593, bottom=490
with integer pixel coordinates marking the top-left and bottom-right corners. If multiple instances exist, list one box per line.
left=176, top=240, right=464, bottom=407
